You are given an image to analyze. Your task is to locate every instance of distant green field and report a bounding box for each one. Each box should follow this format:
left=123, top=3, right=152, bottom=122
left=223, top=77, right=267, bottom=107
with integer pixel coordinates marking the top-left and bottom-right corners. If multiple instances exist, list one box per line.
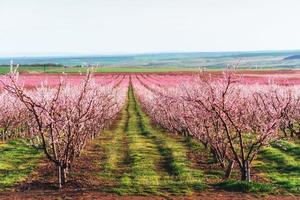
left=0, top=65, right=58, bottom=74
left=0, top=65, right=202, bottom=74
left=0, top=65, right=295, bottom=75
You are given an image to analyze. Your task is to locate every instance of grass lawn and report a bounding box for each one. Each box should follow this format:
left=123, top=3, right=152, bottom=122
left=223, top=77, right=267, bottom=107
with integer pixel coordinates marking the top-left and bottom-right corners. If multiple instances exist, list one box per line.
left=0, top=140, right=42, bottom=190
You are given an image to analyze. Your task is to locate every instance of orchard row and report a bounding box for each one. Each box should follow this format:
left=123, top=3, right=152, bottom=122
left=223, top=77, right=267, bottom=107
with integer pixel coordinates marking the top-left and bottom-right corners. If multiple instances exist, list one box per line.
left=0, top=71, right=299, bottom=188
left=133, top=72, right=300, bottom=182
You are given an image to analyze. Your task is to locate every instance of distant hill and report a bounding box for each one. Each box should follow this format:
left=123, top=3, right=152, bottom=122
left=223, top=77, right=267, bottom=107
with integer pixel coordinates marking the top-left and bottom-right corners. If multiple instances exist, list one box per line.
left=1, top=50, right=300, bottom=68
left=284, top=55, right=300, bottom=60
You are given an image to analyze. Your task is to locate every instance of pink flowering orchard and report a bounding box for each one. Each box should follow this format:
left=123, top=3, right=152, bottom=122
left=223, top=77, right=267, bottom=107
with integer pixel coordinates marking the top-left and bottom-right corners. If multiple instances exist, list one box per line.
left=133, top=72, right=300, bottom=181
left=0, top=70, right=299, bottom=191
left=2, top=73, right=128, bottom=188
left=2, top=1, right=300, bottom=197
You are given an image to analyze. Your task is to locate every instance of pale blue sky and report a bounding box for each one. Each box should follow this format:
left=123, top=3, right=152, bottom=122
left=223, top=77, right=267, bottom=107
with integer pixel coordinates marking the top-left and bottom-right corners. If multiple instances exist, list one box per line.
left=0, top=0, right=300, bottom=56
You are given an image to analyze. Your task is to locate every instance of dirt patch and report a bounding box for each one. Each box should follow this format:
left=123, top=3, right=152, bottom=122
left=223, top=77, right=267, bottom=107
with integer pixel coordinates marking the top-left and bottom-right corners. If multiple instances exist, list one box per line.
left=12, top=137, right=109, bottom=192
left=0, top=191, right=298, bottom=200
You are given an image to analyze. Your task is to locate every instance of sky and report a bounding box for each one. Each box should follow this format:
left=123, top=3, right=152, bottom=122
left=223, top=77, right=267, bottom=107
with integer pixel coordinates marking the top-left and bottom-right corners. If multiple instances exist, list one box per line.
left=0, top=0, right=300, bottom=56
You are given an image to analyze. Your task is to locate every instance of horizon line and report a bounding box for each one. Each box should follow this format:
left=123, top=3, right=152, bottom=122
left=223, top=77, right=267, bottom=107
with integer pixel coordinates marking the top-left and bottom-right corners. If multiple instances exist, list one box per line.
left=1, top=49, right=300, bottom=58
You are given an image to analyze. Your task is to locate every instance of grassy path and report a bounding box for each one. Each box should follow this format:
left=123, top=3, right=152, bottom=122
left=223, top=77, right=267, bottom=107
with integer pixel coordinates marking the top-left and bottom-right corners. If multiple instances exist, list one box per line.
left=99, top=84, right=204, bottom=195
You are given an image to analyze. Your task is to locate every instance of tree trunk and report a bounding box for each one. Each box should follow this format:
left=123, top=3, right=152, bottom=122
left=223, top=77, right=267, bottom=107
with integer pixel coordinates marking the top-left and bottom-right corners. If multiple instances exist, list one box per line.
left=57, top=165, right=67, bottom=188
left=58, top=165, right=62, bottom=189
left=291, top=130, right=294, bottom=138
left=225, top=160, right=234, bottom=179
left=210, top=150, right=218, bottom=163
left=241, top=161, right=251, bottom=182
left=61, top=167, right=66, bottom=185
left=203, top=141, right=208, bottom=150
left=63, top=167, right=67, bottom=183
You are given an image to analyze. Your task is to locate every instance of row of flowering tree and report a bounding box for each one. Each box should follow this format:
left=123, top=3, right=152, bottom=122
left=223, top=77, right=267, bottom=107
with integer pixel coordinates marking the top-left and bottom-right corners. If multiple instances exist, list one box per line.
left=133, top=72, right=300, bottom=182
left=0, top=72, right=128, bottom=188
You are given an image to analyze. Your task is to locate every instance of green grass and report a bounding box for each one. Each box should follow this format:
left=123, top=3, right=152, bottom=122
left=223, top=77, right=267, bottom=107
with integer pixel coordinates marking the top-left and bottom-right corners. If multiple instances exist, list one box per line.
left=133, top=88, right=204, bottom=194
left=214, top=180, right=274, bottom=193
left=99, top=86, right=160, bottom=195
left=255, top=140, right=300, bottom=193
left=98, top=84, right=204, bottom=195
left=99, top=102, right=129, bottom=181
left=0, top=140, right=42, bottom=190
left=271, top=140, right=300, bottom=159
